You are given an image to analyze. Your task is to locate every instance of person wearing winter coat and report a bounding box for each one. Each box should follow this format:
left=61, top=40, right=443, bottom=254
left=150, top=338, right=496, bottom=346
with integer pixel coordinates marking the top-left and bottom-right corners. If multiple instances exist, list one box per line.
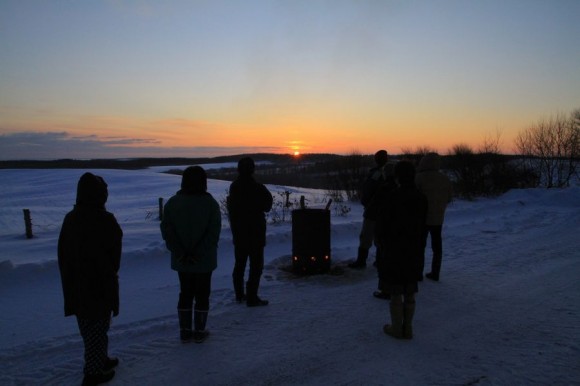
left=58, top=172, right=123, bottom=386
left=362, top=162, right=397, bottom=299
left=415, top=152, right=453, bottom=281
left=348, top=149, right=390, bottom=269
left=375, top=161, right=427, bottom=340
left=227, top=157, right=273, bottom=307
left=160, top=166, right=221, bottom=343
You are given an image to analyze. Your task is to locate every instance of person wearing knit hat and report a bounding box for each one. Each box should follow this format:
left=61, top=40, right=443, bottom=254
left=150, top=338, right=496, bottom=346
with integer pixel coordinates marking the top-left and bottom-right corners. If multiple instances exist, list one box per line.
left=58, top=172, right=123, bottom=385
left=161, top=166, right=221, bottom=343
left=227, top=157, right=273, bottom=307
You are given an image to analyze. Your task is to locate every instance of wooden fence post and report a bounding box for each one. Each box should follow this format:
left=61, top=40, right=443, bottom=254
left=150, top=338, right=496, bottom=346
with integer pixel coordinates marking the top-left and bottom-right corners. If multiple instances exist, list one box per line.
left=23, top=209, right=33, bottom=239
left=325, top=198, right=333, bottom=211
left=158, top=198, right=164, bottom=221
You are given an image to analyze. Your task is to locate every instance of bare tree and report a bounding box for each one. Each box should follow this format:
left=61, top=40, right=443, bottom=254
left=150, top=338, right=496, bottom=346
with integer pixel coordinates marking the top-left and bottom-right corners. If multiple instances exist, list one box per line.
left=327, top=150, right=368, bottom=201
left=479, top=129, right=503, bottom=155
left=570, top=108, right=580, bottom=180
left=515, top=110, right=579, bottom=188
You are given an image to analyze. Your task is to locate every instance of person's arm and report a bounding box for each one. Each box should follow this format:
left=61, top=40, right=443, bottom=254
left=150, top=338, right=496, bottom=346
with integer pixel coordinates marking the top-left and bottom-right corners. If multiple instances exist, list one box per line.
left=206, top=198, right=222, bottom=247
left=261, top=185, right=273, bottom=212
left=160, top=203, right=186, bottom=257
left=109, top=214, right=123, bottom=273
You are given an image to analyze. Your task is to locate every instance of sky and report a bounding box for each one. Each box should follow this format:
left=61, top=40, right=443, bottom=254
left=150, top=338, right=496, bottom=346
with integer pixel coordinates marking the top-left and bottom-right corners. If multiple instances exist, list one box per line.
left=1, top=0, right=579, bottom=160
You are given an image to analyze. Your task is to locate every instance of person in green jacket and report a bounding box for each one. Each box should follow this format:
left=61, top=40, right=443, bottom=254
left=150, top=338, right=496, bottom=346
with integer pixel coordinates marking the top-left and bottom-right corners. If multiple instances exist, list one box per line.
left=160, top=166, right=221, bottom=343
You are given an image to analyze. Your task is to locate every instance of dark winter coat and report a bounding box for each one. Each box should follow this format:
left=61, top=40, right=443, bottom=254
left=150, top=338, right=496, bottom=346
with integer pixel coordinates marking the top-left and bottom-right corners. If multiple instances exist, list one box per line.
left=360, top=163, right=397, bottom=219
left=364, top=165, right=397, bottom=221
left=58, top=173, right=123, bottom=319
left=227, top=175, right=273, bottom=249
left=375, top=185, right=428, bottom=285
left=360, top=165, right=385, bottom=208
left=415, top=153, right=453, bottom=226
left=160, top=191, right=221, bottom=273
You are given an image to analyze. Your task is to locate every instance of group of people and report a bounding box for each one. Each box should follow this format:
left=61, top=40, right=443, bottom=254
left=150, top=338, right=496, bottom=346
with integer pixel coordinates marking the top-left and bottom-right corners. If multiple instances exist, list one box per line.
left=57, top=157, right=272, bottom=386
left=57, top=152, right=451, bottom=385
left=348, top=150, right=453, bottom=339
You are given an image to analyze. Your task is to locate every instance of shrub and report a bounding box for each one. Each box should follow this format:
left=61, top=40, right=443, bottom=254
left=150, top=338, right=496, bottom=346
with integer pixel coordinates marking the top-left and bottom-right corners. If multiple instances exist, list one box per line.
left=515, top=109, right=580, bottom=188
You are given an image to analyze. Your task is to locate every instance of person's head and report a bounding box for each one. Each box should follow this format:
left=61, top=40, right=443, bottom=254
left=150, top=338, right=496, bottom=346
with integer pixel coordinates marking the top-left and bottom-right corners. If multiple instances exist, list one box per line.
left=181, top=166, right=207, bottom=194
left=76, top=172, right=108, bottom=207
left=374, top=150, right=388, bottom=167
left=394, top=161, right=416, bottom=187
left=417, top=152, right=441, bottom=172
left=237, top=157, right=255, bottom=176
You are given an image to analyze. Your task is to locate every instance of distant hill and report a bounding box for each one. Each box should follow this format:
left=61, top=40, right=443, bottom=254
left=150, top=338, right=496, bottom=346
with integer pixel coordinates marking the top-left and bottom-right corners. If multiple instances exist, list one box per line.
left=0, top=153, right=343, bottom=170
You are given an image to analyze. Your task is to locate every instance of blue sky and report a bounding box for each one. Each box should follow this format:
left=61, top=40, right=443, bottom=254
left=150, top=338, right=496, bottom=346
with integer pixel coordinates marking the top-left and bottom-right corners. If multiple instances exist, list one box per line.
left=1, top=0, right=579, bottom=159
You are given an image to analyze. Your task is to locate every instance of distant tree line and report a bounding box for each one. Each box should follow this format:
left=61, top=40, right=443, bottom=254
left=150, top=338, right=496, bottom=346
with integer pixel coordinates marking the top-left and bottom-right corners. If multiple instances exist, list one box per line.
left=201, top=152, right=375, bottom=201
left=0, top=154, right=298, bottom=170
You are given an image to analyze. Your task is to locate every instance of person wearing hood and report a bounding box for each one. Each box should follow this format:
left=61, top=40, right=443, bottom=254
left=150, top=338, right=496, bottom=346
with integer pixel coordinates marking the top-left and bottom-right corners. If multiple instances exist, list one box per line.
left=415, top=152, right=453, bottom=281
left=227, top=157, right=273, bottom=307
left=58, top=172, right=123, bottom=386
left=161, top=166, right=221, bottom=343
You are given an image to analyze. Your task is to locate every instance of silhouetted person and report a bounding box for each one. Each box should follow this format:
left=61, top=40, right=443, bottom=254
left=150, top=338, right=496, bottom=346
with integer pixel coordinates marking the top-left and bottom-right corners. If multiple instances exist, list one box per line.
left=349, top=150, right=389, bottom=269
left=415, top=153, right=453, bottom=281
left=161, top=166, right=221, bottom=343
left=364, top=162, right=397, bottom=299
left=58, top=172, right=123, bottom=385
left=375, top=161, right=427, bottom=339
left=227, top=157, right=273, bottom=307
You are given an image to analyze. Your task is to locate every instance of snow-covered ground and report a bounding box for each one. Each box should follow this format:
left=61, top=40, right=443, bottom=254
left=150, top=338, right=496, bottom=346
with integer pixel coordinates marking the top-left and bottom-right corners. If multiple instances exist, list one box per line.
left=0, top=167, right=578, bottom=386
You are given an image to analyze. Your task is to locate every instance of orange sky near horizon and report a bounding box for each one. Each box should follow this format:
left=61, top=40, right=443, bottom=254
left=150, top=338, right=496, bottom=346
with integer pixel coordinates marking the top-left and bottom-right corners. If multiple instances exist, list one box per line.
left=1, top=109, right=519, bottom=156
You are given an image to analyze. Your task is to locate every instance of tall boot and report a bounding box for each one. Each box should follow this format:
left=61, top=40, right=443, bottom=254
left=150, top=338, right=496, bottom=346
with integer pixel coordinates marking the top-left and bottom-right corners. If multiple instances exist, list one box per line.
left=193, top=310, right=209, bottom=343
left=402, top=302, right=416, bottom=339
left=233, top=275, right=246, bottom=303
left=427, top=252, right=442, bottom=281
left=246, top=278, right=268, bottom=307
left=348, top=247, right=368, bottom=269
left=383, top=302, right=404, bottom=339
left=178, top=308, right=193, bottom=343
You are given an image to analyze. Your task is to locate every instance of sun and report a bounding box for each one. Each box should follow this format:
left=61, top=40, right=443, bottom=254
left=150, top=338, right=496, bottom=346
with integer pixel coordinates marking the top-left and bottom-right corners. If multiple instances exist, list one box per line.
left=293, top=151, right=300, bottom=157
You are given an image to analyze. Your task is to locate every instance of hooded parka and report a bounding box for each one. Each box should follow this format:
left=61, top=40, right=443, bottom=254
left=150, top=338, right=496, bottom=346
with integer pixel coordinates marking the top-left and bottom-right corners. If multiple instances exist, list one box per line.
left=160, top=191, right=221, bottom=273
left=376, top=183, right=428, bottom=287
left=58, top=173, right=123, bottom=319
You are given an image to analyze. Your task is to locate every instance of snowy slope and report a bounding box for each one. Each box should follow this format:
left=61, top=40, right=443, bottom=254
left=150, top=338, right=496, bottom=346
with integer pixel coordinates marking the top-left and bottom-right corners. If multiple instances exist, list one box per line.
left=0, top=168, right=578, bottom=386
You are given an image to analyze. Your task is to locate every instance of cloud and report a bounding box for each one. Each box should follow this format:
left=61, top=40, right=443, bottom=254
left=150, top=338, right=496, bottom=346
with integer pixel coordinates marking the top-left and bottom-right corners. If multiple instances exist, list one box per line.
left=0, top=131, right=282, bottom=160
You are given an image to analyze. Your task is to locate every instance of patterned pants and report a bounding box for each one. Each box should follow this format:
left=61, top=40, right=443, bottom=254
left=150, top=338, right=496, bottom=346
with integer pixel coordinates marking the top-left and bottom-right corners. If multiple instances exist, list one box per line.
left=76, top=317, right=111, bottom=375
